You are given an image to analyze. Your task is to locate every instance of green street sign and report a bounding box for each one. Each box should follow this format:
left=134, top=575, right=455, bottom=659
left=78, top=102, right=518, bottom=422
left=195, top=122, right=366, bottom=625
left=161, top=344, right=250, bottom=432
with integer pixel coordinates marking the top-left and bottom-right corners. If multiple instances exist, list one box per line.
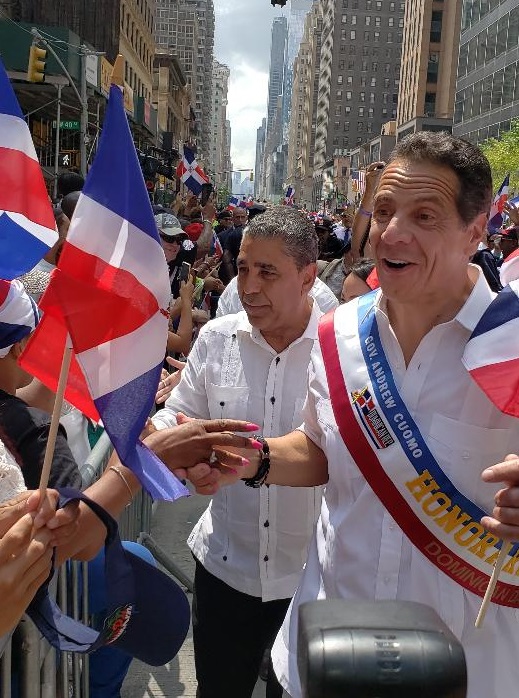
left=59, top=120, right=80, bottom=130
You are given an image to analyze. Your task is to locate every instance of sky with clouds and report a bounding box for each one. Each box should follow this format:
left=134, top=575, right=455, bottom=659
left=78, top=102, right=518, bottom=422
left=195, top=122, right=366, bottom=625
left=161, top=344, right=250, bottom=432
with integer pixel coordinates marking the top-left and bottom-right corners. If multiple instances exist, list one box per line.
left=213, top=0, right=289, bottom=172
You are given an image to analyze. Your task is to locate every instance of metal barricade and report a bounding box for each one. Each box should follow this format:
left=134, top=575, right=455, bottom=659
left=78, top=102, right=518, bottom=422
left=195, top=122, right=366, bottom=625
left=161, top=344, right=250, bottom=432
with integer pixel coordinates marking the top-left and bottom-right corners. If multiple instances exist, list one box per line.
left=0, top=430, right=155, bottom=697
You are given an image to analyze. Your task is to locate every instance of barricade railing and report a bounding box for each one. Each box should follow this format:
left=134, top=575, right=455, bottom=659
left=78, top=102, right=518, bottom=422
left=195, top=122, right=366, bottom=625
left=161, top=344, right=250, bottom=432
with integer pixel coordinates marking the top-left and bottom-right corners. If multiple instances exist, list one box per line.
left=0, top=429, right=154, bottom=697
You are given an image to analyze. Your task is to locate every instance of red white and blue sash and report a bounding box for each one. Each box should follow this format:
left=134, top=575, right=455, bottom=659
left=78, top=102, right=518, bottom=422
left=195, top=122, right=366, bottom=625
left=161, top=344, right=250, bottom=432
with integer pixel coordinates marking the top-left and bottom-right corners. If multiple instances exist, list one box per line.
left=318, top=292, right=519, bottom=607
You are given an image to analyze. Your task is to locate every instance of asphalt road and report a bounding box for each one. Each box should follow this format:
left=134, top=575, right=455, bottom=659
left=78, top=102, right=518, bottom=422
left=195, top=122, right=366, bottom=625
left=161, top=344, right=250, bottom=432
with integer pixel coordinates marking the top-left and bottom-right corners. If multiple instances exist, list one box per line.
left=121, top=492, right=266, bottom=698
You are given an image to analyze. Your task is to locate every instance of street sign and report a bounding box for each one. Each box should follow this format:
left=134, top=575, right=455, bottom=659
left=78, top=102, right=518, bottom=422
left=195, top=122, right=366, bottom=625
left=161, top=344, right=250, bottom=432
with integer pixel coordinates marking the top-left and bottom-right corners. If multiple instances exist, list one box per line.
left=59, top=151, right=79, bottom=168
left=59, top=120, right=80, bottom=130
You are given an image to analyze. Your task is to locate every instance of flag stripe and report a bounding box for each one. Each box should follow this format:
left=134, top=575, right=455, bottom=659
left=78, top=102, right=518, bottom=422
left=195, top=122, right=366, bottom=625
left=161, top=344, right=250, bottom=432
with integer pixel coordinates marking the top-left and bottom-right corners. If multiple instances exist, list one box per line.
left=0, top=148, right=57, bottom=228
left=82, top=86, right=159, bottom=239
left=64, top=195, right=170, bottom=308
left=469, top=283, right=519, bottom=339
left=0, top=114, right=38, bottom=161
left=77, top=312, right=168, bottom=399
left=463, top=317, right=519, bottom=369
left=469, top=359, right=519, bottom=419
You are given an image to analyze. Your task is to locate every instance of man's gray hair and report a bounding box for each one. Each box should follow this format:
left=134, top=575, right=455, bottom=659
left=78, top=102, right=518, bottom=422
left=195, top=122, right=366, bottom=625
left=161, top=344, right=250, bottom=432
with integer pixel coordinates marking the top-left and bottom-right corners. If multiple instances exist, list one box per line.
left=242, top=206, right=318, bottom=269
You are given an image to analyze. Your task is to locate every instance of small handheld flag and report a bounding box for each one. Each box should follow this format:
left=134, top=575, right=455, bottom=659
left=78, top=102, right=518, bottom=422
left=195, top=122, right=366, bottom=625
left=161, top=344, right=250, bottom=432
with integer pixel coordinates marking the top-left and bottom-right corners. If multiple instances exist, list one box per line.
left=488, top=174, right=509, bottom=233
left=462, top=279, right=519, bottom=418
left=21, top=63, right=188, bottom=501
left=175, top=146, right=209, bottom=195
left=0, top=59, right=58, bottom=279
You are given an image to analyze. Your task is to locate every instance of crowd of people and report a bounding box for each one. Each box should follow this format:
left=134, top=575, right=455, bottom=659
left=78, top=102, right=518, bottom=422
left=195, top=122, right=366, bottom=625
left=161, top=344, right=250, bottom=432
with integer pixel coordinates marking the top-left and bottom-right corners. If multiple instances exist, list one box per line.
left=1, top=131, right=519, bottom=698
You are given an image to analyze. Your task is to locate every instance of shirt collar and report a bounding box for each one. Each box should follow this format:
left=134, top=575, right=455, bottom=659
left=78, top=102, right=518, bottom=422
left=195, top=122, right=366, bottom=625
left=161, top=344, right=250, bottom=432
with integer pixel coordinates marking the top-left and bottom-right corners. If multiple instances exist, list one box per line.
left=375, top=264, right=495, bottom=334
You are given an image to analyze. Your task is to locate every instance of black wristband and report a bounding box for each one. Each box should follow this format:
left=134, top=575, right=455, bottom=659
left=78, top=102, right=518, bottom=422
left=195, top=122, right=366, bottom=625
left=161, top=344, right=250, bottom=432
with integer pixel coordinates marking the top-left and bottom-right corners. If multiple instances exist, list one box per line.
left=242, top=436, right=270, bottom=488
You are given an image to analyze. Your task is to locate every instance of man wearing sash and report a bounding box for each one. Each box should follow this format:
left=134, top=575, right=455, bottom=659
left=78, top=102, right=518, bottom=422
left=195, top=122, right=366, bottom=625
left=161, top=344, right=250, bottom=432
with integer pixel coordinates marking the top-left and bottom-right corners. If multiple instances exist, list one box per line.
left=179, top=132, right=519, bottom=698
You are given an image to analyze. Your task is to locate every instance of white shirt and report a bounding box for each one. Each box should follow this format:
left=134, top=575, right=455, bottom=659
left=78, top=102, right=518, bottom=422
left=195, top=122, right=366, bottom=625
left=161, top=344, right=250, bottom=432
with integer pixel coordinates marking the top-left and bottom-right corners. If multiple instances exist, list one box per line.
left=153, top=304, right=324, bottom=601
left=273, top=268, right=519, bottom=698
left=216, top=275, right=338, bottom=318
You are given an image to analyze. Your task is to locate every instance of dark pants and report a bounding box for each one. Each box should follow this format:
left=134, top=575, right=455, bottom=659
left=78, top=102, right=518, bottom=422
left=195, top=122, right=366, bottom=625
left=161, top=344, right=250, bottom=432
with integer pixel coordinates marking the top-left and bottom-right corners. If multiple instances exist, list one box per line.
left=193, top=559, right=290, bottom=698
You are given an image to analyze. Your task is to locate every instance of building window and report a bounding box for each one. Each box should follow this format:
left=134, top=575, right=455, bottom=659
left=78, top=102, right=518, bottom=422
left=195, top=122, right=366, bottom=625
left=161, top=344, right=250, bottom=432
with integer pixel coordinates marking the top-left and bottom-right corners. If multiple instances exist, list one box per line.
left=358, top=107, right=364, bottom=116
left=344, top=121, right=350, bottom=131
left=365, top=16, right=371, bottom=25
left=374, top=31, right=380, bottom=42
left=358, top=121, right=364, bottom=131
left=371, top=76, right=377, bottom=87
left=430, top=10, right=443, bottom=43
left=364, top=31, right=370, bottom=41
left=341, top=13, right=348, bottom=22
left=360, top=92, right=365, bottom=102
left=388, top=17, right=394, bottom=27
left=350, top=30, right=356, bottom=40
left=337, top=75, right=343, bottom=84
left=351, top=15, right=357, bottom=25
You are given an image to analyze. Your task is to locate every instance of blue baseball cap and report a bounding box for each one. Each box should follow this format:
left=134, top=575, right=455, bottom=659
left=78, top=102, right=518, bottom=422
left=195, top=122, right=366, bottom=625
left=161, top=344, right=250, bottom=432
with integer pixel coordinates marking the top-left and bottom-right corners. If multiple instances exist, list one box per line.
left=27, top=488, right=190, bottom=666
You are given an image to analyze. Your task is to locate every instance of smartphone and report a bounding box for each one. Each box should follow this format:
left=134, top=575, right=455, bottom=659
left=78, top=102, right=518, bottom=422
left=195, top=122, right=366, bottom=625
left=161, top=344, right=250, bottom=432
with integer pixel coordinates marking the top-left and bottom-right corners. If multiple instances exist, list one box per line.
left=200, top=182, right=214, bottom=207
left=180, top=261, right=191, bottom=283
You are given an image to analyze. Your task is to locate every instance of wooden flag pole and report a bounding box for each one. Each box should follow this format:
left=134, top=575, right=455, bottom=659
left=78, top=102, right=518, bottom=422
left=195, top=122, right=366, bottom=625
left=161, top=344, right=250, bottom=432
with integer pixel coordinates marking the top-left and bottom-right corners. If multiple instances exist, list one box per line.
left=475, top=540, right=514, bottom=628
left=111, top=54, right=124, bottom=87
left=37, top=342, right=73, bottom=499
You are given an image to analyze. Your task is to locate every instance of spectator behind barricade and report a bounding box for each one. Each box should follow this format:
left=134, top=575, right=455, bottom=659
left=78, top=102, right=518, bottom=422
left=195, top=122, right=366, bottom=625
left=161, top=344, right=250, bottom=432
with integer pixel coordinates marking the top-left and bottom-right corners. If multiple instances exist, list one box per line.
left=317, top=238, right=355, bottom=300
left=56, top=171, right=84, bottom=201
left=332, top=209, right=353, bottom=243
left=60, top=190, right=81, bottom=222
left=471, top=236, right=503, bottom=293
left=315, top=217, right=345, bottom=261
left=499, top=226, right=519, bottom=261
left=0, top=280, right=168, bottom=697
left=156, top=212, right=197, bottom=299
left=340, top=258, right=376, bottom=303
left=221, top=205, right=249, bottom=280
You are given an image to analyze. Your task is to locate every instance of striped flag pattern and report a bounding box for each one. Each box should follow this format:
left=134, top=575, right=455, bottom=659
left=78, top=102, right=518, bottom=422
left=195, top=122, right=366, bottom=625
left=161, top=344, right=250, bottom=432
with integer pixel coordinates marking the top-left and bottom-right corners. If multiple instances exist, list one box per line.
left=0, top=59, right=58, bottom=279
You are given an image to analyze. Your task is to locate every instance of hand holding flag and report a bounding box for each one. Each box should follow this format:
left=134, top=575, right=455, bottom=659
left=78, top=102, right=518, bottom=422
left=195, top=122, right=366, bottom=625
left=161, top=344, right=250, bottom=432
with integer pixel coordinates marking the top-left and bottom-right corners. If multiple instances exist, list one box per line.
left=21, top=56, right=188, bottom=501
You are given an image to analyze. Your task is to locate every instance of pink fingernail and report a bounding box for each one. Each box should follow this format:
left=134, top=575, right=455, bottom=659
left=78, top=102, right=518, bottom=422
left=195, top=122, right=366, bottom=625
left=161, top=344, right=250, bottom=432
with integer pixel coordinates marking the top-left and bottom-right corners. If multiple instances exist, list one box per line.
left=244, top=423, right=260, bottom=431
left=250, top=439, right=263, bottom=450
left=241, top=457, right=250, bottom=466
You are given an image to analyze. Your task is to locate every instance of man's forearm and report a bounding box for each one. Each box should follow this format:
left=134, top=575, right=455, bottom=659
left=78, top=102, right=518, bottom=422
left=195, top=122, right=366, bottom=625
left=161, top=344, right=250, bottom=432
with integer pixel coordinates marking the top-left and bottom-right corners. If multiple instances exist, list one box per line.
left=243, top=430, right=328, bottom=487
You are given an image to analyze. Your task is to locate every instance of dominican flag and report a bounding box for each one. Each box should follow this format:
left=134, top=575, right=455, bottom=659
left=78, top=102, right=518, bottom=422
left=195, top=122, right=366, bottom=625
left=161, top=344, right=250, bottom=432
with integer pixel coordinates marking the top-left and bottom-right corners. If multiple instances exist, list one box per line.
left=462, top=280, right=519, bottom=417
left=20, top=83, right=188, bottom=501
left=500, top=248, right=519, bottom=286
left=488, top=174, right=509, bottom=233
left=175, top=145, right=209, bottom=195
left=227, top=196, right=240, bottom=209
left=0, top=59, right=58, bottom=279
left=284, top=186, right=295, bottom=205
left=210, top=230, right=223, bottom=259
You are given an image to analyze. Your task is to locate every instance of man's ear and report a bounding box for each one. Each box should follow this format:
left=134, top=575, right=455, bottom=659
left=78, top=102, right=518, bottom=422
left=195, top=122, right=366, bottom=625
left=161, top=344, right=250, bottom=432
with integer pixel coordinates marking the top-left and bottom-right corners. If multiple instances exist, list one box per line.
left=466, top=212, right=488, bottom=256
left=301, top=262, right=317, bottom=294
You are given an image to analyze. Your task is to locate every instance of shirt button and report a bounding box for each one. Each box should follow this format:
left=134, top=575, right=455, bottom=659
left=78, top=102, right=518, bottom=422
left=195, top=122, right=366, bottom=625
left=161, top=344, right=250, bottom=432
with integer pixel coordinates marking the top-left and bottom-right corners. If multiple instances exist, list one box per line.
left=462, top=451, right=470, bottom=459
left=263, top=555, right=269, bottom=562
left=264, top=520, right=269, bottom=527
left=223, top=556, right=227, bottom=561
left=389, top=523, right=395, bottom=531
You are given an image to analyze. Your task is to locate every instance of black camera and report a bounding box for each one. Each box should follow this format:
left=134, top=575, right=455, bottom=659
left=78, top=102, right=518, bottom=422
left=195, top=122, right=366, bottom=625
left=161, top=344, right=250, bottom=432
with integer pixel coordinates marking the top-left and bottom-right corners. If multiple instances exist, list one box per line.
left=298, top=600, right=466, bottom=698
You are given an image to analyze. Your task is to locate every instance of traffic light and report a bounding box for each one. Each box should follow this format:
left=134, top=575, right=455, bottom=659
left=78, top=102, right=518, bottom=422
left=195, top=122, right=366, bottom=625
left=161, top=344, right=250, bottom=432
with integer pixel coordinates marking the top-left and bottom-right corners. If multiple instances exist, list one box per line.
left=250, top=171, right=254, bottom=181
left=27, top=45, right=46, bottom=83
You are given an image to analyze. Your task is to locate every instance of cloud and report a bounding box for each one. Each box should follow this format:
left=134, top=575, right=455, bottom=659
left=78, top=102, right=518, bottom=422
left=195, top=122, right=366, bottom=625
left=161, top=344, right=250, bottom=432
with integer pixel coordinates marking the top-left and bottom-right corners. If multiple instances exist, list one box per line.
left=214, top=0, right=288, bottom=172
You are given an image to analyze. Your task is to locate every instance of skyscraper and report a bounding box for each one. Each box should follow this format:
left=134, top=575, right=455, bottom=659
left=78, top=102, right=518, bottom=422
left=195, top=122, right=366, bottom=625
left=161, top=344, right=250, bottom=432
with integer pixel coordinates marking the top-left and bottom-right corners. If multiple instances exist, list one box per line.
left=255, top=118, right=266, bottom=199
left=209, top=60, right=231, bottom=191
left=154, top=0, right=214, bottom=161
left=262, top=15, right=288, bottom=198
left=282, top=0, right=314, bottom=142
left=397, top=0, right=461, bottom=139
left=453, top=0, right=519, bottom=144
left=313, top=0, right=405, bottom=170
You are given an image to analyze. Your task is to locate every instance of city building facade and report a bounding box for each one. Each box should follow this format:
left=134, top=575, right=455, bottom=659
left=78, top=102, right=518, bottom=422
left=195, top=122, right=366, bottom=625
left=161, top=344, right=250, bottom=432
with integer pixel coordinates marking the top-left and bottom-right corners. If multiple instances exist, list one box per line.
left=397, top=0, right=461, bottom=139
left=209, top=60, right=231, bottom=191
left=154, top=0, right=214, bottom=161
left=453, top=0, right=519, bottom=143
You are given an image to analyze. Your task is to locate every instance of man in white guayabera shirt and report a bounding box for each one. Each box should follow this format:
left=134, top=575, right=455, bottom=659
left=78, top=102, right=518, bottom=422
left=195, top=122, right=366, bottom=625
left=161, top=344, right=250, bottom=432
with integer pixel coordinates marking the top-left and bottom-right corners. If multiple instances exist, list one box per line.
left=153, top=207, right=325, bottom=698
left=177, top=132, right=519, bottom=698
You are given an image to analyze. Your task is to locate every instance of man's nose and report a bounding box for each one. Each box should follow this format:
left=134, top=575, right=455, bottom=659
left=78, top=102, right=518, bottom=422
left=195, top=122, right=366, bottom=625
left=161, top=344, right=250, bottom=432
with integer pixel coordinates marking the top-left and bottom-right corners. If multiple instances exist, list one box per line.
left=380, top=215, right=412, bottom=245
